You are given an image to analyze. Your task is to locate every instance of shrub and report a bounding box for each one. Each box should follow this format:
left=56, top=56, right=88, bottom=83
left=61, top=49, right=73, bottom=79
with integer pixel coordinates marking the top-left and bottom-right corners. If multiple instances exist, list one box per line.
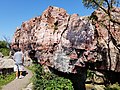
left=0, top=40, right=10, bottom=56
left=0, top=41, right=8, bottom=48
left=105, top=83, right=120, bottom=90
left=32, top=64, right=73, bottom=90
left=0, top=48, right=10, bottom=56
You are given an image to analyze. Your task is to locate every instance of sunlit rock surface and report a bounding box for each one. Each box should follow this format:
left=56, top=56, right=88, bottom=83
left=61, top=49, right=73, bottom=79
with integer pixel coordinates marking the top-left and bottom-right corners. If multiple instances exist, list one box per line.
left=12, top=6, right=120, bottom=73
left=0, top=58, right=14, bottom=69
left=92, top=7, right=120, bottom=72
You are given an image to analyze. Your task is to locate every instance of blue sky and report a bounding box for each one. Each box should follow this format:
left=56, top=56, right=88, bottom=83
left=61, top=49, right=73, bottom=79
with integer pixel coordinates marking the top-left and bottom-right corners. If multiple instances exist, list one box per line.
left=0, top=0, right=94, bottom=41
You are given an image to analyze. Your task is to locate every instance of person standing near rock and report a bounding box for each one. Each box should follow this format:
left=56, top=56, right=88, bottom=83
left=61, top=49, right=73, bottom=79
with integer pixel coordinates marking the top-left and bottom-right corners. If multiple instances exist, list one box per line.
left=13, top=48, right=24, bottom=79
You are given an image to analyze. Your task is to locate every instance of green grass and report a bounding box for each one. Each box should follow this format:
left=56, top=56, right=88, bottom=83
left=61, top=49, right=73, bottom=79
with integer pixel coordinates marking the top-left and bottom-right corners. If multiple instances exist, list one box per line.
left=0, top=73, right=15, bottom=89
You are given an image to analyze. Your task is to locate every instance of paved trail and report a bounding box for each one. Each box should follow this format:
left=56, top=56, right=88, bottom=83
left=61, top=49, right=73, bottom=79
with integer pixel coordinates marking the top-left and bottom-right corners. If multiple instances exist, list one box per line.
left=2, top=68, right=33, bottom=90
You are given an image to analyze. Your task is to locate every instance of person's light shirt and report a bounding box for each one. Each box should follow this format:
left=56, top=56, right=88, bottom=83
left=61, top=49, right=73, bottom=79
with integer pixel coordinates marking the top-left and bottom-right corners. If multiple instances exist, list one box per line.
left=13, top=51, right=24, bottom=64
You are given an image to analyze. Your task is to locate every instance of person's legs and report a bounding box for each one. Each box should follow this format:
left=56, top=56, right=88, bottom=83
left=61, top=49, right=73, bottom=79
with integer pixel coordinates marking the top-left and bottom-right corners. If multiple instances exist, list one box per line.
left=15, top=71, right=19, bottom=79
left=14, top=64, right=19, bottom=79
left=20, top=71, right=22, bottom=76
left=19, top=65, right=24, bottom=79
left=19, top=71, right=24, bottom=79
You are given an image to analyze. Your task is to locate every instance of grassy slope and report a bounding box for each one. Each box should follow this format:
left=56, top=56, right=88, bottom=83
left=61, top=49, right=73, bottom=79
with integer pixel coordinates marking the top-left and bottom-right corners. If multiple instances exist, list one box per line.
left=0, top=73, right=15, bottom=89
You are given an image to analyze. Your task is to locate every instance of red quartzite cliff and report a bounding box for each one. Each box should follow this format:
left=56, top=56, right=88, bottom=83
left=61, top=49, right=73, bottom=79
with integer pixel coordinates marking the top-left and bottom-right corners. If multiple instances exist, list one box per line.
left=12, top=6, right=120, bottom=73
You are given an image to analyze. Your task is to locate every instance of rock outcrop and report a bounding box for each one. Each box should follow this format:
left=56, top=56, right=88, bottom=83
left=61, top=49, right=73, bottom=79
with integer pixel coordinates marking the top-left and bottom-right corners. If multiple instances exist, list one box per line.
left=12, top=6, right=120, bottom=73
left=91, top=7, right=120, bottom=72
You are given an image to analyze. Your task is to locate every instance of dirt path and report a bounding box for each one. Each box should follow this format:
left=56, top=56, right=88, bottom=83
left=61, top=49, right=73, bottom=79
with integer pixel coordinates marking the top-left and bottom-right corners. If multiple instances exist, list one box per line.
left=2, top=68, right=33, bottom=90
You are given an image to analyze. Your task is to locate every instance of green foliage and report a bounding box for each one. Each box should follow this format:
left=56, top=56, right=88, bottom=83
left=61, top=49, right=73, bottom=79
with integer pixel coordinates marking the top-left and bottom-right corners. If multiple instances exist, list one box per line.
left=0, top=73, right=15, bottom=89
left=82, top=0, right=117, bottom=9
left=90, top=12, right=98, bottom=21
left=82, top=0, right=99, bottom=9
left=87, top=70, right=94, bottom=78
left=31, top=64, right=73, bottom=90
left=0, top=48, right=10, bottom=56
left=0, top=41, right=8, bottom=48
left=82, top=0, right=120, bottom=25
left=0, top=40, right=10, bottom=56
left=104, top=83, right=120, bottom=90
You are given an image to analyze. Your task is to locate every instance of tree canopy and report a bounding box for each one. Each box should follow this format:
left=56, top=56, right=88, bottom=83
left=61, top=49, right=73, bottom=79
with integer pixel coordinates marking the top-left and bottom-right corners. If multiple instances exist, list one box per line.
left=82, top=0, right=120, bottom=25
left=0, top=40, right=10, bottom=56
left=82, top=0, right=119, bottom=9
left=0, top=41, right=8, bottom=48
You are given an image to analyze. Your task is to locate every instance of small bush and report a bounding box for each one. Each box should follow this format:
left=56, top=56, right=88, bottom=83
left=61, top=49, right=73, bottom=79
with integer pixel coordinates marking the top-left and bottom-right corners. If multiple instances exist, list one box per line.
left=0, top=41, right=8, bottom=48
left=0, top=48, right=10, bottom=56
left=0, top=40, right=10, bottom=56
left=32, top=64, right=73, bottom=90
left=105, top=83, right=120, bottom=90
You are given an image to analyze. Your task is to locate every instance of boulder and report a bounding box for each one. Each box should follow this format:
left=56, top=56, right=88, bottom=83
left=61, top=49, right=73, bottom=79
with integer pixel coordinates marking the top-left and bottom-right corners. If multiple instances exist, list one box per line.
left=12, top=6, right=120, bottom=73
left=0, top=58, right=14, bottom=69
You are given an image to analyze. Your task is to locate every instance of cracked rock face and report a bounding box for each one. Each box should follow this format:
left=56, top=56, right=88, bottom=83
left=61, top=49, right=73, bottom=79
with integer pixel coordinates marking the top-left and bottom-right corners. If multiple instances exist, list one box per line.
left=12, top=6, right=120, bottom=73
left=92, top=7, right=120, bottom=72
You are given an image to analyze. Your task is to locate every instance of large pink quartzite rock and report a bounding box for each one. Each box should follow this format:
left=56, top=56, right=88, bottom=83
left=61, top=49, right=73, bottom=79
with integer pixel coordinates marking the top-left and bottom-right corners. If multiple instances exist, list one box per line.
left=12, top=6, right=120, bottom=73
left=92, top=7, right=120, bottom=72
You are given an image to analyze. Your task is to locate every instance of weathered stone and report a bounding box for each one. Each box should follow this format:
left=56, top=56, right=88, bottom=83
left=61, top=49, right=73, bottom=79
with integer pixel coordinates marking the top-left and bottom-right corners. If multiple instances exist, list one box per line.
left=12, top=6, right=120, bottom=73
left=92, top=7, right=120, bottom=72
left=0, top=58, right=14, bottom=69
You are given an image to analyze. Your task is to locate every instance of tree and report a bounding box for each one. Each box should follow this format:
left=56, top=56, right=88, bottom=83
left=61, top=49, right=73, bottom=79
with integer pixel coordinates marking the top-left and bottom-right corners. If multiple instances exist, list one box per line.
left=0, top=40, right=10, bottom=56
left=82, top=0, right=120, bottom=25
left=2, top=36, right=11, bottom=49
left=82, top=0, right=120, bottom=66
left=0, top=41, right=7, bottom=48
left=82, top=0, right=120, bottom=84
left=0, top=36, right=11, bottom=56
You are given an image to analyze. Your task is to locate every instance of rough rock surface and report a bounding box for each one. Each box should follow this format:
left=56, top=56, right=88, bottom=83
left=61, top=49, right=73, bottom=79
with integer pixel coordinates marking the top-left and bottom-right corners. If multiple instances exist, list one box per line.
left=0, top=58, right=14, bottom=69
left=92, top=7, right=120, bottom=72
left=12, top=6, right=120, bottom=73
